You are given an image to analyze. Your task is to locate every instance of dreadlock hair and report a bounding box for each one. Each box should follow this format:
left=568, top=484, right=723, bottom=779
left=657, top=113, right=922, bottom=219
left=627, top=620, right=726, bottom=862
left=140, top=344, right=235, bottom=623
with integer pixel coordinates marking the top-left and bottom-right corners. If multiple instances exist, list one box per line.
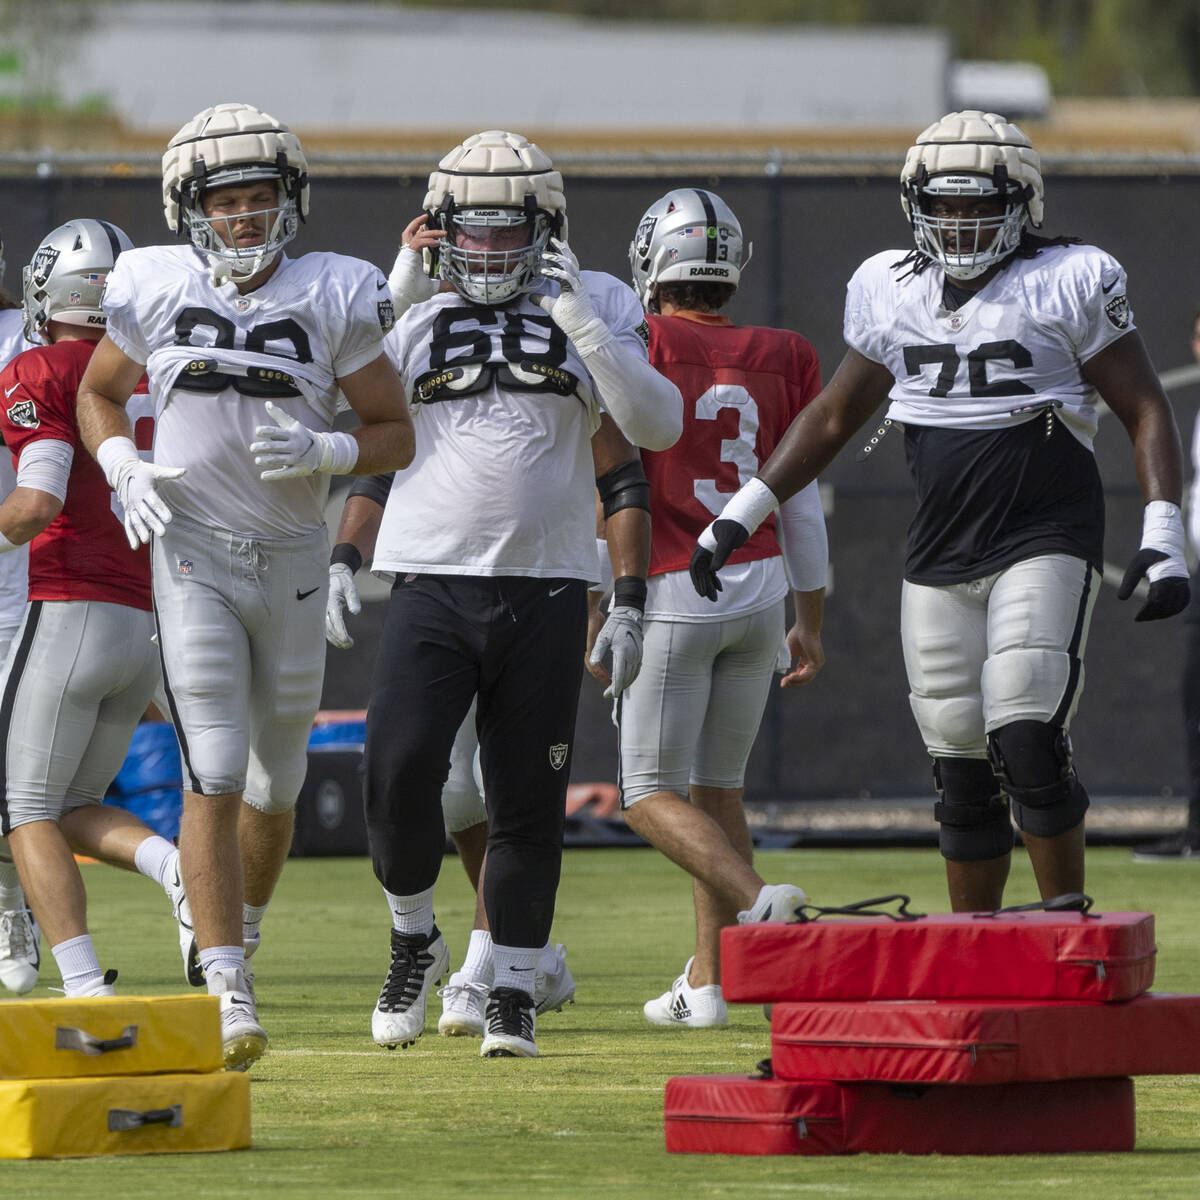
left=891, top=231, right=1083, bottom=281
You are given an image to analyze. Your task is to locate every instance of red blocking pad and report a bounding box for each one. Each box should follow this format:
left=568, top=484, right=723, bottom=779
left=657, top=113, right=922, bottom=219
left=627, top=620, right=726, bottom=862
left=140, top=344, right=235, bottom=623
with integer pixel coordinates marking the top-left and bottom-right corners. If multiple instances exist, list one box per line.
left=770, top=992, right=1200, bottom=1084
left=664, top=1074, right=1136, bottom=1155
left=721, top=910, right=1155, bottom=1003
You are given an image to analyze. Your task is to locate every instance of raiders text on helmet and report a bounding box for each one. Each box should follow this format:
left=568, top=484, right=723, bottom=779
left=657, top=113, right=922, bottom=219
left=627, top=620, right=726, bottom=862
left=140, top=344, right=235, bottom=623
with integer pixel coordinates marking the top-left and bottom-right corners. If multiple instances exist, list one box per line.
left=423, top=130, right=565, bottom=306
left=162, top=102, right=309, bottom=282
left=21, top=219, right=133, bottom=343
left=628, top=189, right=748, bottom=310
left=900, top=109, right=1044, bottom=281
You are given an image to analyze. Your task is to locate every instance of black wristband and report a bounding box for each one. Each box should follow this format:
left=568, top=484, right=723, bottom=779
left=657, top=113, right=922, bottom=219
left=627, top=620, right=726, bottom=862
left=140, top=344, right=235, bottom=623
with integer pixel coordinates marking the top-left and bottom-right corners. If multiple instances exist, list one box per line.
left=612, top=575, right=647, bottom=613
left=331, top=543, right=363, bottom=574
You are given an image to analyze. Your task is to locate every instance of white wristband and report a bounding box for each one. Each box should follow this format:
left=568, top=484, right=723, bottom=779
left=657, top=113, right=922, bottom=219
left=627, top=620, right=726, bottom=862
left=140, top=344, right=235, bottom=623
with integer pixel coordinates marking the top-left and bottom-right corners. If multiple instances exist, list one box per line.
left=0, top=528, right=18, bottom=554
left=95, top=435, right=140, bottom=488
left=319, top=431, right=360, bottom=475
left=723, top=477, right=780, bottom=536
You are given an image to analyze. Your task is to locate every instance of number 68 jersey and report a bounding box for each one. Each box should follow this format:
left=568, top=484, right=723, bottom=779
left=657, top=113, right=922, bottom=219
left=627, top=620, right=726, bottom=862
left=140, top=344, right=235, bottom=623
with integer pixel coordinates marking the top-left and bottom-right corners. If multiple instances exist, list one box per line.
left=373, top=272, right=647, bottom=581
left=103, top=245, right=392, bottom=537
left=845, top=242, right=1133, bottom=448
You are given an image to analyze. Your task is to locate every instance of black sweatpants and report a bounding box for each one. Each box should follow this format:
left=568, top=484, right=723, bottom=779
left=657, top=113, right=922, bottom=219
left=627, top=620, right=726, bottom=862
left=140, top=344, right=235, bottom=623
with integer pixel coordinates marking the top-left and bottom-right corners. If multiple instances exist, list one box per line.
left=364, top=573, right=587, bottom=949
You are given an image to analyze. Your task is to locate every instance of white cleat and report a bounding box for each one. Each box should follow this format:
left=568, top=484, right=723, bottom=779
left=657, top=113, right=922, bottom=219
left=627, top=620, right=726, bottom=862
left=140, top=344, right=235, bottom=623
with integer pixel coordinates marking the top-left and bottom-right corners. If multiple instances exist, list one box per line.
left=0, top=906, right=40, bottom=994
left=643, top=957, right=728, bottom=1028
left=437, top=972, right=490, bottom=1037
left=737, top=882, right=807, bottom=925
left=209, top=966, right=267, bottom=1072
left=481, top=987, right=538, bottom=1058
left=533, top=943, right=575, bottom=1016
left=372, top=926, right=450, bottom=1049
left=165, top=860, right=204, bottom=987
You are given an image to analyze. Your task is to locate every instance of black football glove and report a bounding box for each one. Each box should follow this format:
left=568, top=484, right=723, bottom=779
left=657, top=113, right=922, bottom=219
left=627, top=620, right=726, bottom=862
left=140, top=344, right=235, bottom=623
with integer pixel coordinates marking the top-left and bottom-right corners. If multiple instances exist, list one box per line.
left=690, top=518, right=751, bottom=601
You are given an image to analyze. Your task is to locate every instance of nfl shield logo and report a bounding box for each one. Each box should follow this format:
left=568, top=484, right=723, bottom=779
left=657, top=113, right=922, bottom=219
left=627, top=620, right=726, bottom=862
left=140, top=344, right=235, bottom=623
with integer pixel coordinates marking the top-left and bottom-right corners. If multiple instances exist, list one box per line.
left=235, top=297, right=253, bottom=313
left=548, top=743, right=569, bottom=771
left=178, top=559, right=193, bottom=576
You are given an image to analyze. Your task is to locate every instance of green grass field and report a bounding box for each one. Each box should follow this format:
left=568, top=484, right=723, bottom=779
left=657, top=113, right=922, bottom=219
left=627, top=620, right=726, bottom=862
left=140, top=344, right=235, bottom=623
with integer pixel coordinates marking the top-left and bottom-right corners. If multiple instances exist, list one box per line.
left=2, top=845, right=1199, bottom=1197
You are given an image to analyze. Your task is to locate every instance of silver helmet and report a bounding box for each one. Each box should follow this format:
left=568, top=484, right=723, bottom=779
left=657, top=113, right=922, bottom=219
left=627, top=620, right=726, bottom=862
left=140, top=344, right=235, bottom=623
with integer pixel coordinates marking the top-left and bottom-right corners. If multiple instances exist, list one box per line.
left=900, top=109, right=1044, bottom=281
left=423, top=130, right=565, bottom=306
left=22, top=218, right=133, bottom=343
left=629, top=188, right=748, bottom=310
left=163, top=102, right=308, bottom=283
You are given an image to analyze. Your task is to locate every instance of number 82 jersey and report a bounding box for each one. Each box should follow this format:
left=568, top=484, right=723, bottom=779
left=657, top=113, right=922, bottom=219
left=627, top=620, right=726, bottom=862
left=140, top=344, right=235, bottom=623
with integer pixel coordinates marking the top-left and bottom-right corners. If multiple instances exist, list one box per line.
left=845, top=243, right=1134, bottom=448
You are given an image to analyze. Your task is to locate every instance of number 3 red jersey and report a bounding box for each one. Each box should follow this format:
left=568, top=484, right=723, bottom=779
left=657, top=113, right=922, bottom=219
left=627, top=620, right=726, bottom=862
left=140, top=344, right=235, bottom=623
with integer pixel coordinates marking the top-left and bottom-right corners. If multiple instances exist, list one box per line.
left=644, top=312, right=821, bottom=576
left=0, top=338, right=154, bottom=609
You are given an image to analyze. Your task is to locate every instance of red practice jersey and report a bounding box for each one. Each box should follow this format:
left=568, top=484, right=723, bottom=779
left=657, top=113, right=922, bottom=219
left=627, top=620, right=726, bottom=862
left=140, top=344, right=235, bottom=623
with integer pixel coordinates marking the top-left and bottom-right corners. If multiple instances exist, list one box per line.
left=0, top=339, right=154, bottom=609
left=644, top=311, right=821, bottom=576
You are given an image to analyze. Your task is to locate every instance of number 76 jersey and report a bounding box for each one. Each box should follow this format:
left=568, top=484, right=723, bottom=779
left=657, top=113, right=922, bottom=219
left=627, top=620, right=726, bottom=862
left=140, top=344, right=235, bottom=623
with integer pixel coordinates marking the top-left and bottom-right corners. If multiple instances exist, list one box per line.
left=844, top=243, right=1134, bottom=448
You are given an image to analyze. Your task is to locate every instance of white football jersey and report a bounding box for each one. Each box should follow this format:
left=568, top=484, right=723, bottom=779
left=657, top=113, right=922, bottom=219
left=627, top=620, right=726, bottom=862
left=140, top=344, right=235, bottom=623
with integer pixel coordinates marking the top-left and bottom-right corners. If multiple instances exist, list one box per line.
left=845, top=244, right=1134, bottom=448
left=0, top=307, right=32, bottom=646
left=374, top=271, right=645, bottom=579
left=103, top=246, right=392, bottom=537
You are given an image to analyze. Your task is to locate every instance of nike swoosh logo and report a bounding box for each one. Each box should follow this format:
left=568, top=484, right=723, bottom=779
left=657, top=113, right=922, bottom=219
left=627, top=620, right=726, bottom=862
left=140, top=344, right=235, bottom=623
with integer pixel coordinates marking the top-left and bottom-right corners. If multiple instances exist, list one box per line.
left=377, top=280, right=388, bottom=290
left=510, top=966, right=535, bottom=972
left=1101, top=275, right=1120, bottom=294
left=3, top=384, right=19, bottom=398
left=296, top=587, right=320, bottom=600
left=549, top=585, right=569, bottom=597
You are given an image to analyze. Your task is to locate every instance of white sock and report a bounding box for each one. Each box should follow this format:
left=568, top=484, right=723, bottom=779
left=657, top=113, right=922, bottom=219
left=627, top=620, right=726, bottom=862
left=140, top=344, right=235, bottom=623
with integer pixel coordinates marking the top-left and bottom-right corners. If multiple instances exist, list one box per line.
left=492, top=943, right=539, bottom=994
left=133, top=836, right=178, bottom=891
left=199, top=944, right=244, bottom=981
left=243, top=902, right=267, bottom=947
left=460, top=928, right=494, bottom=984
left=0, top=859, right=24, bottom=911
left=53, top=934, right=105, bottom=997
left=383, top=886, right=434, bottom=936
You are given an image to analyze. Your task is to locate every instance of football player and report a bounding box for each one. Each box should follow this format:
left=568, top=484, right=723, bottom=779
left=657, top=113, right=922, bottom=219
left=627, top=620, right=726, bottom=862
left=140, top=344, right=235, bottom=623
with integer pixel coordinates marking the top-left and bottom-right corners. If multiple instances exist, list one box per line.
left=76, top=103, right=414, bottom=1070
left=0, top=230, right=39, bottom=995
left=597, top=189, right=824, bottom=1028
left=357, top=130, right=680, bottom=1058
left=691, top=110, right=1189, bottom=913
left=0, top=219, right=190, bottom=999
left=326, top=476, right=577, bottom=1039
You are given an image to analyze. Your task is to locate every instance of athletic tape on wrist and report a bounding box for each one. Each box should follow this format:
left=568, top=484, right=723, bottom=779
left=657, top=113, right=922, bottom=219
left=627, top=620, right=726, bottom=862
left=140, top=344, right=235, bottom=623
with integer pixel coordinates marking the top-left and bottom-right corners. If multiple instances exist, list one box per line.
left=331, top=543, right=363, bottom=574
left=612, top=575, right=647, bottom=613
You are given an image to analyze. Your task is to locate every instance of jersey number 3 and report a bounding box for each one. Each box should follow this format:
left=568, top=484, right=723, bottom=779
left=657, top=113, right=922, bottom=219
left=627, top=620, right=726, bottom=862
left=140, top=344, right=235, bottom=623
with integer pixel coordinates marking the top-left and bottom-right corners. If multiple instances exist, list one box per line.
left=692, top=384, right=761, bottom=516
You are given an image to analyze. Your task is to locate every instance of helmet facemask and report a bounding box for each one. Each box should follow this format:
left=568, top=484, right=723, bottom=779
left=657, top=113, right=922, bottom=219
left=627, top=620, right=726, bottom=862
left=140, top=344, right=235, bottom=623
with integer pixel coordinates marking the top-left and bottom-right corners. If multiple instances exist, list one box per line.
left=435, top=197, right=554, bottom=306
left=909, top=169, right=1028, bottom=281
left=180, top=159, right=300, bottom=283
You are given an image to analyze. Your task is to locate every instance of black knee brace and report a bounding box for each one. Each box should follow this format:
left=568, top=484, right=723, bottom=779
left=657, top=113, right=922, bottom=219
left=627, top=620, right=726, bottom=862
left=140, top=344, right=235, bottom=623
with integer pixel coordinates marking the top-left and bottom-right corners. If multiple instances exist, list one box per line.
left=932, top=757, right=1014, bottom=861
left=986, top=720, right=1090, bottom=838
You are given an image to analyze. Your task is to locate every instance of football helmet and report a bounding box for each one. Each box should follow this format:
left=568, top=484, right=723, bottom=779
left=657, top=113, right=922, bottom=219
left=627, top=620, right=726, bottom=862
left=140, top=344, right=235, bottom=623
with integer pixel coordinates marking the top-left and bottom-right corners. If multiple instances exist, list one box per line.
left=900, top=109, right=1044, bottom=280
left=629, top=189, right=748, bottom=310
left=423, top=130, right=565, bottom=306
left=162, top=102, right=308, bottom=282
left=21, top=218, right=133, bottom=343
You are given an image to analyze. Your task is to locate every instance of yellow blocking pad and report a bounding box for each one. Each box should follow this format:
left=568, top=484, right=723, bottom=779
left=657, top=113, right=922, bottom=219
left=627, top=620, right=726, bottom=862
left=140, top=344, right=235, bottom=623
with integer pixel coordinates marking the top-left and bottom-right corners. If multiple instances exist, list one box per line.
left=0, top=995, right=222, bottom=1079
left=0, top=1071, right=250, bottom=1158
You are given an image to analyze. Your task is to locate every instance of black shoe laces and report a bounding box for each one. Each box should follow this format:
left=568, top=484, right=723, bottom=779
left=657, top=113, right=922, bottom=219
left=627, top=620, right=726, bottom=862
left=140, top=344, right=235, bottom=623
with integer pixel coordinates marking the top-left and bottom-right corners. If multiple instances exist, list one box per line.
left=377, top=927, right=440, bottom=1013
left=486, top=987, right=535, bottom=1040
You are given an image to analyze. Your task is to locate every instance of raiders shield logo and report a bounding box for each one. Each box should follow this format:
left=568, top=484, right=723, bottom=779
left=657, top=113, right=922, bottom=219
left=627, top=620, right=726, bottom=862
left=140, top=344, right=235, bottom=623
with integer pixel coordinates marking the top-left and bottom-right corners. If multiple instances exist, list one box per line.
left=1105, top=294, right=1130, bottom=330
left=548, top=743, right=569, bottom=771
left=6, top=399, right=38, bottom=429
left=633, top=319, right=650, bottom=347
left=633, top=214, right=657, bottom=261
left=29, top=245, right=60, bottom=287
left=378, top=299, right=395, bottom=332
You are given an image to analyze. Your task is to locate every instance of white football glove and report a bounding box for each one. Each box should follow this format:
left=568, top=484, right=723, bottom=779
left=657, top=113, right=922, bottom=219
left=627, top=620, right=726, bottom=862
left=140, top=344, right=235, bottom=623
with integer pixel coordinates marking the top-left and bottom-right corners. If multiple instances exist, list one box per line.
left=96, top=436, right=186, bottom=550
left=387, top=244, right=439, bottom=313
left=250, top=401, right=359, bottom=481
left=325, top=563, right=361, bottom=649
left=533, top=238, right=611, bottom=356
left=774, top=637, right=792, bottom=675
left=589, top=606, right=644, bottom=700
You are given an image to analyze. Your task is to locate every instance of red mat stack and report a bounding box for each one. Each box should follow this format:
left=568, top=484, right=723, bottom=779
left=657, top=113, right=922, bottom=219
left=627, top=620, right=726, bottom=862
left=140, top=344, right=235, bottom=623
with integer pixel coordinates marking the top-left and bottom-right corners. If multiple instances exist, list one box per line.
left=665, top=899, right=1200, bottom=1155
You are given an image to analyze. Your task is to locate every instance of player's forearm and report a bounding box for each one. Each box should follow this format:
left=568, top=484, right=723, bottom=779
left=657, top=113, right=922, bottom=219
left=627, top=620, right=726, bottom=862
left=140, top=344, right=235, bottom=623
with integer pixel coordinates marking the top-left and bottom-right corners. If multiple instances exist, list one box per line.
left=603, top=506, right=650, bottom=583
left=791, top=588, right=825, bottom=638
left=333, top=494, right=384, bottom=560
left=77, top=389, right=135, bottom=459
left=0, top=486, right=63, bottom=547
left=586, top=341, right=683, bottom=452
left=348, top=417, right=415, bottom=476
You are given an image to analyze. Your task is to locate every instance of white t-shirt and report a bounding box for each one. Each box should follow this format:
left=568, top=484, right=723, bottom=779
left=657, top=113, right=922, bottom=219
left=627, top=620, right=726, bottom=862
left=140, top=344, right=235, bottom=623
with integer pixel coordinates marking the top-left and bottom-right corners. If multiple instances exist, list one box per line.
left=103, top=246, right=392, bottom=538
left=0, top=307, right=32, bottom=647
left=373, top=272, right=646, bottom=581
left=844, top=243, right=1134, bottom=447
